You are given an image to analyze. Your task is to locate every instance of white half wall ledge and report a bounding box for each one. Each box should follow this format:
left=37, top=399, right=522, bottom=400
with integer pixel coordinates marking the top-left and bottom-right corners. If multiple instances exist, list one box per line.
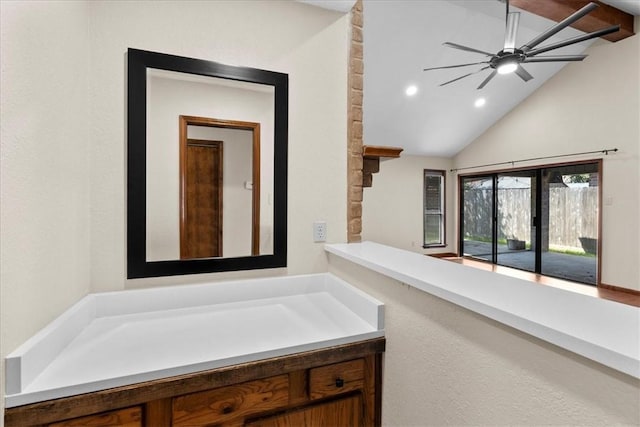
left=325, top=241, right=640, bottom=379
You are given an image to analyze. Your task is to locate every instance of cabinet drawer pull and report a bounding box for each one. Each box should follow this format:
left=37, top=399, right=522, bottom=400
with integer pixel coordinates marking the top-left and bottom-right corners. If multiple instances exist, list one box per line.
left=309, top=358, right=365, bottom=400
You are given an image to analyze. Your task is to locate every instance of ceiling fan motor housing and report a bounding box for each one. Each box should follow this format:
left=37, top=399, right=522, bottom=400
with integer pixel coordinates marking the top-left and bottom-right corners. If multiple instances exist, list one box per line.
left=490, top=49, right=525, bottom=69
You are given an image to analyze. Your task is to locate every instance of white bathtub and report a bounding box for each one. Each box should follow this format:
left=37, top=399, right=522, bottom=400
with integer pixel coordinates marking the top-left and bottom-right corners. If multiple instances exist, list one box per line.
left=4, top=273, right=384, bottom=408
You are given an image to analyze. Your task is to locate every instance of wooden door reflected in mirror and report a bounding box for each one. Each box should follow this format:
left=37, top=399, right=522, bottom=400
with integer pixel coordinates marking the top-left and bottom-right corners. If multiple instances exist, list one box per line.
left=179, top=116, right=261, bottom=259
left=181, top=139, right=223, bottom=259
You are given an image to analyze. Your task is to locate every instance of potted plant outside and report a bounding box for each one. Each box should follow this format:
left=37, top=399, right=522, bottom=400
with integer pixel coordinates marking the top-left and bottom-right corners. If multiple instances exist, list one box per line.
left=507, top=238, right=526, bottom=250
left=579, top=237, right=597, bottom=255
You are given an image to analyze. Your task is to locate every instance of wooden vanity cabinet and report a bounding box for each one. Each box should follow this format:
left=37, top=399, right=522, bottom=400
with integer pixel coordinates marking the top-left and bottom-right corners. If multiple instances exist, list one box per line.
left=4, top=338, right=385, bottom=427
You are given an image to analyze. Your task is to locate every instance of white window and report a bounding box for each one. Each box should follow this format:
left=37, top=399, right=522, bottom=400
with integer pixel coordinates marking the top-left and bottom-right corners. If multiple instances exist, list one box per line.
left=424, top=170, right=445, bottom=247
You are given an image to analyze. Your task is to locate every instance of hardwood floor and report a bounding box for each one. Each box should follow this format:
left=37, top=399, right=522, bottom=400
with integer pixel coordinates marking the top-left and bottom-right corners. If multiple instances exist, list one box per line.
left=439, top=256, right=640, bottom=307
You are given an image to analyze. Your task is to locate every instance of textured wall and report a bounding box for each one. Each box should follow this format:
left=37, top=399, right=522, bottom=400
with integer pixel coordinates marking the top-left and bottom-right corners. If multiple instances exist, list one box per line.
left=0, top=1, right=91, bottom=422
left=0, top=1, right=350, bottom=421
left=329, top=256, right=640, bottom=426
left=86, top=0, right=349, bottom=290
left=362, top=155, right=454, bottom=254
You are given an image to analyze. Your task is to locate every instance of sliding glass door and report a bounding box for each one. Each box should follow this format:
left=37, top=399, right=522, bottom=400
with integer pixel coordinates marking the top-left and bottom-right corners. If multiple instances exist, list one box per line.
left=460, top=161, right=599, bottom=285
left=540, top=164, right=599, bottom=284
left=461, top=176, right=494, bottom=262
left=496, top=171, right=536, bottom=272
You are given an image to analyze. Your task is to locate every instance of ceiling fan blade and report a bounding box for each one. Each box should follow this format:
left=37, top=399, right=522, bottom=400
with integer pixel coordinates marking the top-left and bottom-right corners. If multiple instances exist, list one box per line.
left=526, top=25, right=620, bottom=57
left=515, top=65, right=533, bottom=82
left=477, top=70, right=497, bottom=90
left=424, top=61, right=489, bottom=71
left=439, top=66, right=491, bottom=87
left=503, top=12, right=520, bottom=52
left=520, top=2, right=599, bottom=52
left=523, top=54, right=587, bottom=63
left=439, top=73, right=475, bottom=87
left=443, top=42, right=493, bottom=56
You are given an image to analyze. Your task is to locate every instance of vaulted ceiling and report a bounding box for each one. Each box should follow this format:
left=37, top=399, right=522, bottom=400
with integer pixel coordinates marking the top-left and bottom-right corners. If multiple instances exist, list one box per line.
left=302, top=0, right=637, bottom=157
left=361, top=0, right=636, bottom=157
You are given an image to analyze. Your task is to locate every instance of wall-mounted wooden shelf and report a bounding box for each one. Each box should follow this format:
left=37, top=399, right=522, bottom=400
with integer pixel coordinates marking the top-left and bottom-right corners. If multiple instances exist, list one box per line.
left=362, top=145, right=403, bottom=188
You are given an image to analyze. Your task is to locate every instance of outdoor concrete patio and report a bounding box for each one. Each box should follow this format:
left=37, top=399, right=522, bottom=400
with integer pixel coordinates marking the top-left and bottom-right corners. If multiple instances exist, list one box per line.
left=463, top=240, right=597, bottom=285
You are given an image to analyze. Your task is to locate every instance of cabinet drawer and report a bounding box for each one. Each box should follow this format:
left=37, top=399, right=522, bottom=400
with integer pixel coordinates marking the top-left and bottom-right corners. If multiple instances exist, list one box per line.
left=172, top=374, right=289, bottom=426
left=246, top=393, right=364, bottom=427
left=48, top=406, right=142, bottom=427
left=309, top=358, right=365, bottom=400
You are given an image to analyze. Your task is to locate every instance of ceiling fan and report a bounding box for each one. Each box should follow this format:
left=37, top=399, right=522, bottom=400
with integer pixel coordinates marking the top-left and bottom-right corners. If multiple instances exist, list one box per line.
left=423, top=0, right=620, bottom=89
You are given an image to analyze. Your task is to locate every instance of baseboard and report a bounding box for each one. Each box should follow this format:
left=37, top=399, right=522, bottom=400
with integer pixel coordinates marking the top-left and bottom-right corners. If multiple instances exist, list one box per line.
left=599, top=283, right=640, bottom=296
left=427, top=252, right=458, bottom=258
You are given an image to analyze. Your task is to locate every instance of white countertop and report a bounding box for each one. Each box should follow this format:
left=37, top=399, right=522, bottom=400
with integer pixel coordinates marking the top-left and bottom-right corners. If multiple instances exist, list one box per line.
left=5, top=273, right=384, bottom=408
left=325, top=241, right=640, bottom=378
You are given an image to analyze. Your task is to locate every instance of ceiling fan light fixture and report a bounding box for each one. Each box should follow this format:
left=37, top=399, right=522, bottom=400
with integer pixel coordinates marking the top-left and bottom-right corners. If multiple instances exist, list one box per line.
left=497, top=61, right=518, bottom=75
left=405, top=85, right=418, bottom=96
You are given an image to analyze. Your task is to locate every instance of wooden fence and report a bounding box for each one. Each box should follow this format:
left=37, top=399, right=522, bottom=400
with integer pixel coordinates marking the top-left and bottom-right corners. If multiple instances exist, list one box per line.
left=463, top=187, right=598, bottom=249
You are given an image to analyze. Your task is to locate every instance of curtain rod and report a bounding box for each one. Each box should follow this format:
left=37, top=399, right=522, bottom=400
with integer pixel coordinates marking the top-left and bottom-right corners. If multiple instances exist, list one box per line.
left=450, top=148, right=618, bottom=173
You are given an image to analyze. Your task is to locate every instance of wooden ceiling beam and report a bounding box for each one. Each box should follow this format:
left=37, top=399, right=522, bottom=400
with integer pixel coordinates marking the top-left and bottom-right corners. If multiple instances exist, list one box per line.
left=510, top=0, right=635, bottom=42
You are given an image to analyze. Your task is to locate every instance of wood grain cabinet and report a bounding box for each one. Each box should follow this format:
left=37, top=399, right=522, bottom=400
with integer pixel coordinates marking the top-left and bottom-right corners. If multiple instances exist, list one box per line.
left=246, top=394, right=363, bottom=427
left=172, top=375, right=291, bottom=426
left=48, top=407, right=142, bottom=427
left=5, top=338, right=385, bottom=427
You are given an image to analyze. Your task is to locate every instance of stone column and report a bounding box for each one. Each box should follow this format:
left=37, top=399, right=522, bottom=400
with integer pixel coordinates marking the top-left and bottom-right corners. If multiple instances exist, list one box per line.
left=347, top=0, right=364, bottom=243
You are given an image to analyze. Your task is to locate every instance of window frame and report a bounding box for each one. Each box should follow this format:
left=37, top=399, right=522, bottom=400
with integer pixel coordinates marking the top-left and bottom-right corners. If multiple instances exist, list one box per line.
left=423, top=169, right=446, bottom=248
left=457, top=159, right=602, bottom=286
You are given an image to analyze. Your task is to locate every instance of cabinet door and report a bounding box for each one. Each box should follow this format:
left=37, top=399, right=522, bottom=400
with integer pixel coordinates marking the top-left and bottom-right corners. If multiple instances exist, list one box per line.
left=48, top=407, right=142, bottom=427
left=245, top=394, right=363, bottom=427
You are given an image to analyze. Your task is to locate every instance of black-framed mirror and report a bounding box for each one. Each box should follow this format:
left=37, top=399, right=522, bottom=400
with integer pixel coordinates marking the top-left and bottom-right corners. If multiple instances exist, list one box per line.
left=127, top=48, right=288, bottom=278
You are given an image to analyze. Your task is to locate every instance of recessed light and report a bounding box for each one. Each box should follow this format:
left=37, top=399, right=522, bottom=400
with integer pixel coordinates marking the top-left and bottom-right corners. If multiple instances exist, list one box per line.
left=474, top=97, right=486, bottom=108
left=405, top=85, right=418, bottom=96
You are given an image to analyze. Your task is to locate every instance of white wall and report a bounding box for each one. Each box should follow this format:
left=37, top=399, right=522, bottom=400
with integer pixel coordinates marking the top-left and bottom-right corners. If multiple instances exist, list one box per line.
left=329, top=256, right=640, bottom=426
left=0, top=0, right=349, bottom=419
left=87, top=0, right=349, bottom=290
left=362, top=155, right=455, bottom=254
left=0, top=0, right=91, bottom=420
left=454, top=30, right=640, bottom=291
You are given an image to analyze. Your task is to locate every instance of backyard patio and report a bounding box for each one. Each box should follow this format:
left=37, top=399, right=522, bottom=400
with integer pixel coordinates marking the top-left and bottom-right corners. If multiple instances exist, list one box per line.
left=463, top=240, right=597, bottom=285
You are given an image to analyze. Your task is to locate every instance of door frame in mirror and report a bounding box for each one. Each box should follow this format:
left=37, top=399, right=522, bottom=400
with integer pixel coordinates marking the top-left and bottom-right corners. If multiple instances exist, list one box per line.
left=127, top=48, right=288, bottom=278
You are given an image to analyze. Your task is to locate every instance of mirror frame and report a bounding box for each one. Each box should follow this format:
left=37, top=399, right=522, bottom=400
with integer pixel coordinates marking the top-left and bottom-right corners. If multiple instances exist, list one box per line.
left=127, top=48, right=288, bottom=279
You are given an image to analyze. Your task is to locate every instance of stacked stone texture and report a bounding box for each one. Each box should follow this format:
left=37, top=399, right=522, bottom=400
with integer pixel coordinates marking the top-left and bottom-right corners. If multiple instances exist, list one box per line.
left=347, top=0, right=364, bottom=242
